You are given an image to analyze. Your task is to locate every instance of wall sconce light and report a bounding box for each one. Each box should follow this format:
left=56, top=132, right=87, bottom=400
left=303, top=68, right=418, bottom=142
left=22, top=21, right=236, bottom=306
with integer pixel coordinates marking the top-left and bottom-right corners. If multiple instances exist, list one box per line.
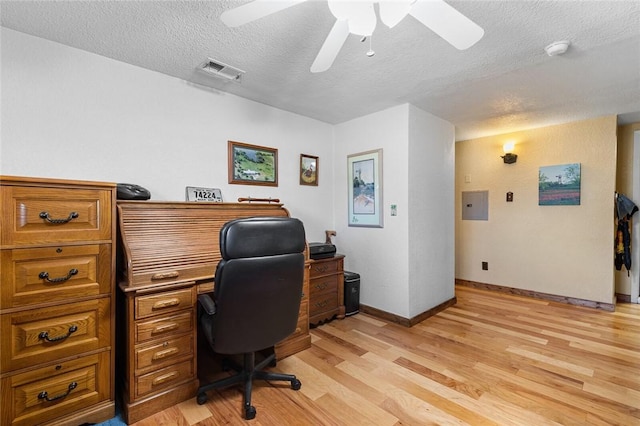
left=501, top=141, right=518, bottom=164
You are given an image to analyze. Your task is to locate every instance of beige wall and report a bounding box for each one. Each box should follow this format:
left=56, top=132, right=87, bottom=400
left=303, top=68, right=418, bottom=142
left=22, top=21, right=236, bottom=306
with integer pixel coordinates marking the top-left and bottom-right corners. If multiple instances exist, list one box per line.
left=455, top=116, right=617, bottom=304
left=615, top=121, right=640, bottom=296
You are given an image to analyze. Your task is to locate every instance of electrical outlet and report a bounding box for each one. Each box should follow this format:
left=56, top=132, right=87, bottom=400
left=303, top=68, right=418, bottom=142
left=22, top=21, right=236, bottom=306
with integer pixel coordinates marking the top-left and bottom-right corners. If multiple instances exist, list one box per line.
left=482, top=261, right=488, bottom=270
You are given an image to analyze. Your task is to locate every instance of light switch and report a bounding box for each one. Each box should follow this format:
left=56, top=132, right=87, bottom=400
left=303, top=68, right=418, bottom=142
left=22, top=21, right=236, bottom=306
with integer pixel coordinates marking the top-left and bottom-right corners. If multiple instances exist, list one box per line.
left=465, top=175, right=471, bottom=183
left=391, top=204, right=397, bottom=216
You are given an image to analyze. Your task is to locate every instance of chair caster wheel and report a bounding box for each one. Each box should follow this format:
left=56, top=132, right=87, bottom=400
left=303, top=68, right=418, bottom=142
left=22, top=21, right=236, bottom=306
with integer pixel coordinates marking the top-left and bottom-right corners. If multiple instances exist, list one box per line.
left=291, top=378, right=302, bottom=390
left=196, top=392, right=208, bottom=405
left=245, top=405, right=256, bottom=420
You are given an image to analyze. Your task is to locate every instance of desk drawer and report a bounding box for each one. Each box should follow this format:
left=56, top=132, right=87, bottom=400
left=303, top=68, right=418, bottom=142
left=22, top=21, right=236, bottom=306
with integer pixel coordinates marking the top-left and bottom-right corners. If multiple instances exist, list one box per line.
left=135, top=311, right=193, bottom=344
left=135, top=359, right=195, bottom=398
left=135, top=287, right=195, bottom=320
left=1, top=186, right=112, bottom=246
left=1, top=298, right=111, bottom=372
left=1, top=352, right=110, bottom=426
left=1, top=244, right=111, bottom=309
left=309, top=274, right=339, bottom=297
left=135, top=333, right=194, bottom=374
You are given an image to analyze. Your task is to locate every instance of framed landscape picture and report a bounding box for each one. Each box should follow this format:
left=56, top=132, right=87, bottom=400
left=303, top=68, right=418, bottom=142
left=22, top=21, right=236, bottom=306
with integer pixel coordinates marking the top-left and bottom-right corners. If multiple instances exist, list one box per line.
left=539, top=163, right=581, bottom=205
left=300, top=154, right=318, bottom=186
left=348, top=149, right=383, bottom=227
left=228, top=141, right=278, bottom=186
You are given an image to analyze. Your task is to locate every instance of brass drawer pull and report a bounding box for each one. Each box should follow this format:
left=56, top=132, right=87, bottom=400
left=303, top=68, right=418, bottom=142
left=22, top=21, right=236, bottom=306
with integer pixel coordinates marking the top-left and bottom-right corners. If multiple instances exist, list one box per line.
left=152, top=298, right=180, bottom=310
left=39, top=325, right=78, bottom=342
left=314, top=282, right=328, bottom=291
left=152, top=347, right=179, bottom=360
left=38, top=381, right=77, bottom=402
left=39, top=268, right=78, bottom=283
left=39, top=211, right=79, bottom=224
left=153, top=323, right=178, bottom=334
left=152, top=371, right=178, bottom=386
left=314, top=265, right=329, bottom=273
left=314, top=301, right=328, bottom=308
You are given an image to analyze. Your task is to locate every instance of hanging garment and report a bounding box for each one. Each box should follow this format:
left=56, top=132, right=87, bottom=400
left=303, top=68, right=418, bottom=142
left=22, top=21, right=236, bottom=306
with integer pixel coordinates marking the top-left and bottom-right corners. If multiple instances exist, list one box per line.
left=614, top=193, right=638, bottom=274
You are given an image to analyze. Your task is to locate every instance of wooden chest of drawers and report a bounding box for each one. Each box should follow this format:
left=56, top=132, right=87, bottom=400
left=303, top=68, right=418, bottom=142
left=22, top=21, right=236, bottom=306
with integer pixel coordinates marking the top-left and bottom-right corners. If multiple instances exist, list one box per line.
left=309, top=255, right=345, bottom=326
left=0, top=176, right=116, bottom=426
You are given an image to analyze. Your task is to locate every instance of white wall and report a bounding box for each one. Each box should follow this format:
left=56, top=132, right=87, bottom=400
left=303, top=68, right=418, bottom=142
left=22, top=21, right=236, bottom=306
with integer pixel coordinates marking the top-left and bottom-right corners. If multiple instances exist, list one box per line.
left=2, top=29, right=458, bottom=318
left=0, top=28, right=334, bottom=242
left=408, top=105, right=455, bottom=317
left=456, top=116, right=618, bottom=305
left=334, top=105, right=455, bottom=318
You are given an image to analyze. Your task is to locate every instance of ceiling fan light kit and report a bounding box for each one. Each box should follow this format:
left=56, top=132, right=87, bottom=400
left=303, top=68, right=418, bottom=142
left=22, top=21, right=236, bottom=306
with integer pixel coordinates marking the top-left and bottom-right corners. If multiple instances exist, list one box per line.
left=220, top=0, right=485, bottom=73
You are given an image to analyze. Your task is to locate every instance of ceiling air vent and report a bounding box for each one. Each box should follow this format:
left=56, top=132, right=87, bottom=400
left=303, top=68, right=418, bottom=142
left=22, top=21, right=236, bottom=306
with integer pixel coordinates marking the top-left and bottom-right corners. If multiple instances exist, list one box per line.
left=198, top=58, right=245, bottom=82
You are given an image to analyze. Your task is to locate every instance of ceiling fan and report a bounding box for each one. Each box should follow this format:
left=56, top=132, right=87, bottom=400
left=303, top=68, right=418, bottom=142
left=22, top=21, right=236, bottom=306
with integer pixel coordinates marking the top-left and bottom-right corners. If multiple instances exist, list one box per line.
left=220, top=0, right=484, bottom=73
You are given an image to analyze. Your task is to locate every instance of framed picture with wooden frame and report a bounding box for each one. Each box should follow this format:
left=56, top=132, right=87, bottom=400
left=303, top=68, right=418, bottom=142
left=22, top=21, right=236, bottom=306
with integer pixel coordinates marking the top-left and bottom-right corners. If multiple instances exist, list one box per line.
left=300, top=154, right=318, bottom=186
left=228, top=140, right=278, bottom=186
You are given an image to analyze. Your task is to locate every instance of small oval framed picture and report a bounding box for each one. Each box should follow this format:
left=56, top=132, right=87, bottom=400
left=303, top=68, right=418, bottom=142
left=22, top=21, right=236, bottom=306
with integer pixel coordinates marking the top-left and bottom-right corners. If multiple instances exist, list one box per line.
left=300, top=154, right=318, bottom=186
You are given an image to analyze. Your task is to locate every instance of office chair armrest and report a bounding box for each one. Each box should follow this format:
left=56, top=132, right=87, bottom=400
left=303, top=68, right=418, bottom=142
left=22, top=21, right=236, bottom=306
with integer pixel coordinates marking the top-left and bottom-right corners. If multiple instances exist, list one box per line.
left=198, top=294, right=217, bottom=316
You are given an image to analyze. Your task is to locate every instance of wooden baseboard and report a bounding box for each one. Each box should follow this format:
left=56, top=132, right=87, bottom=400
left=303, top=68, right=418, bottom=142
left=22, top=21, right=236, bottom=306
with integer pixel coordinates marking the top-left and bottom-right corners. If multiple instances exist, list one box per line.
left=360, top=296, right=457, bottom=327
left=455, top=279, right=615, bottom=311
left=615, top=293, right=631, bottom=303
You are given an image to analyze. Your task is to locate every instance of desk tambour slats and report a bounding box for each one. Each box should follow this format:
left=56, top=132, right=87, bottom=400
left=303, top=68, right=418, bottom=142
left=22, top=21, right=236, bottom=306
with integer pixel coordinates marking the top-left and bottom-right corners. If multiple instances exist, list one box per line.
left=116, top=201, right=311, bottom=424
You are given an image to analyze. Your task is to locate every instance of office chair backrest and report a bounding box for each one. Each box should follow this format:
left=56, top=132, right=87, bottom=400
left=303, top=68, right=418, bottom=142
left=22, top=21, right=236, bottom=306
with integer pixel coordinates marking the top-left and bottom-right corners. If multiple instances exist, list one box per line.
left=212, top=217, right=306, bottom=354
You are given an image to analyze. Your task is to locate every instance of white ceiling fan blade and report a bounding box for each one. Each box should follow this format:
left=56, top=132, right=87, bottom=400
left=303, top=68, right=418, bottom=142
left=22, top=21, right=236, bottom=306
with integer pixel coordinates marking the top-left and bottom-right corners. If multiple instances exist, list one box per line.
left=221, top=0, right=307, bottom=27
left=310, top=19, right=350, bottom=73
left=409, top=0, right=484, bottom=50
left=379, top=0, right=413, bottom=29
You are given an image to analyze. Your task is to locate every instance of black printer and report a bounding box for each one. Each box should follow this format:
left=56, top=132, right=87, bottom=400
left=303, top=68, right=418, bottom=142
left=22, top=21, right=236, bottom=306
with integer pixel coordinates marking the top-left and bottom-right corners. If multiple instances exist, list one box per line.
left=308, top=242, right=336, bottom=260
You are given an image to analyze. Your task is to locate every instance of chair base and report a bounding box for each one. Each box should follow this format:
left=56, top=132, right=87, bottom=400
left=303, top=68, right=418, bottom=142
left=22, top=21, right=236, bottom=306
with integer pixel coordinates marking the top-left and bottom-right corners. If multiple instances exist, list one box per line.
left=196, top=351, right=301, bottom=420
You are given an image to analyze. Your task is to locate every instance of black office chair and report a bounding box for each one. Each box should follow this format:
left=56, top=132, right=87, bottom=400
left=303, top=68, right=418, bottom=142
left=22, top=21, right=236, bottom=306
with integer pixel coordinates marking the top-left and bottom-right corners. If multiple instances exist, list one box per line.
left=196, top=217, right=306, bottom=420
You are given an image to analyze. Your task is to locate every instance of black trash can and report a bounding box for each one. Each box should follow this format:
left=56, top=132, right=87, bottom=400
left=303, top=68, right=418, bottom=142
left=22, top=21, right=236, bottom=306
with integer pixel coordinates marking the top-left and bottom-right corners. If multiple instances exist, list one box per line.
left=344, top=271, right=360, bottom=316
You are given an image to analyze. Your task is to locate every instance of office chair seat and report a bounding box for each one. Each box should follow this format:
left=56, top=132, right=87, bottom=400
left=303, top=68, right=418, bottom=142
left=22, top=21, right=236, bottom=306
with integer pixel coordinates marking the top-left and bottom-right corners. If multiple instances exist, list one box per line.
left=196, top=217, right=306, bottom=420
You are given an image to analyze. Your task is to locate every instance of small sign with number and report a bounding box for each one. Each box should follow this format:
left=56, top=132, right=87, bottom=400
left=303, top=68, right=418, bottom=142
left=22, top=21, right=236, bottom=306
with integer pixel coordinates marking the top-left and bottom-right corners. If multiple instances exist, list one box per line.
left=186, top=186, right=223, bottom=202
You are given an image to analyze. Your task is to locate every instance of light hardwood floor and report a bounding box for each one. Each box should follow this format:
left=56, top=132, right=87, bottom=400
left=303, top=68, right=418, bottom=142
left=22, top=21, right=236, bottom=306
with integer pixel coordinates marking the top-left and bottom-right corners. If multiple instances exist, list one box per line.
left=131, top=286, right=640, bottom=425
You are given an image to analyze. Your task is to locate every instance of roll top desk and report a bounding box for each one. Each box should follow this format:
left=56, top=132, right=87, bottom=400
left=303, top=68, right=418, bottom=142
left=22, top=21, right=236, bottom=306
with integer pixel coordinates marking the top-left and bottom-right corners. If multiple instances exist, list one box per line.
left=116, top=200, right=311, bottom=424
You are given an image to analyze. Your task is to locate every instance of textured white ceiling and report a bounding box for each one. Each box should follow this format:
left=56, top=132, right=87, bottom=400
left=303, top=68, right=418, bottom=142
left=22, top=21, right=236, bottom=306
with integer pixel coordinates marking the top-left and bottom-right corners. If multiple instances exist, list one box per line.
left=2, top=0, right=639, bottom=140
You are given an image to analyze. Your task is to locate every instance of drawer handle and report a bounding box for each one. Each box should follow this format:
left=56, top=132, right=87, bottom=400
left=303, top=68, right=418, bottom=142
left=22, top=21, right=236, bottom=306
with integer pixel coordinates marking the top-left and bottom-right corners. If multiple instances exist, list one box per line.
left=39, top=268, right=78, bottom=283
left=39, top=325, right=78, bottom=342
left=151, top=271, right=179, bottom=280
left=152, top=371, right=179, bottom=386
left=153, top=322, right=178, bottom=334
left=314, top=301, right=328, bottom=308
left=152, top=298, right=180, bottom=310
left=314, top=265, right=329, bottom=273
left=314, top=283, right=328, bottom=291
left=39, top=211, right=79, bottom=224
left=153, top=347, right=179, bottom=360
left=38, top=381, right=77, bottom=402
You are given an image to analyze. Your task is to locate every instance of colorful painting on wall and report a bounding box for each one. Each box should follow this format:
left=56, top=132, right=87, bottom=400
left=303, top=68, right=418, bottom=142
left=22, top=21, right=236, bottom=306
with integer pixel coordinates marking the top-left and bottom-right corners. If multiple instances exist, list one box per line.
left=539, top=163, right=581, bottom=205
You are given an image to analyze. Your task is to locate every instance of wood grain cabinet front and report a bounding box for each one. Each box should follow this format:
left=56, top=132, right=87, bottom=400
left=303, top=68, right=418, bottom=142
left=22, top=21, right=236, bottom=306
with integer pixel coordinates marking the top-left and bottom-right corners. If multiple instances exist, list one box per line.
left=309, top=255, right=345, bottom=326
left=0, top=176, right=116, bottom=426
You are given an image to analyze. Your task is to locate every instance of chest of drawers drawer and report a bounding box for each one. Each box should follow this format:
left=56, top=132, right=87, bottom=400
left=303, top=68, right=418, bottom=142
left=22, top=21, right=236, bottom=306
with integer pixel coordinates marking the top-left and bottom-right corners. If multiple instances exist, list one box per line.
left=1, top=298, right=111, bottom=372
left=1, top=244, right=112, bottom=309
left=1, top=185, right=112, bottom=246
left=309, top=274, right=339, bottom=297
left=1, top=352, right=111, bottom=426
left=310, top=260, right=341, bottom=277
